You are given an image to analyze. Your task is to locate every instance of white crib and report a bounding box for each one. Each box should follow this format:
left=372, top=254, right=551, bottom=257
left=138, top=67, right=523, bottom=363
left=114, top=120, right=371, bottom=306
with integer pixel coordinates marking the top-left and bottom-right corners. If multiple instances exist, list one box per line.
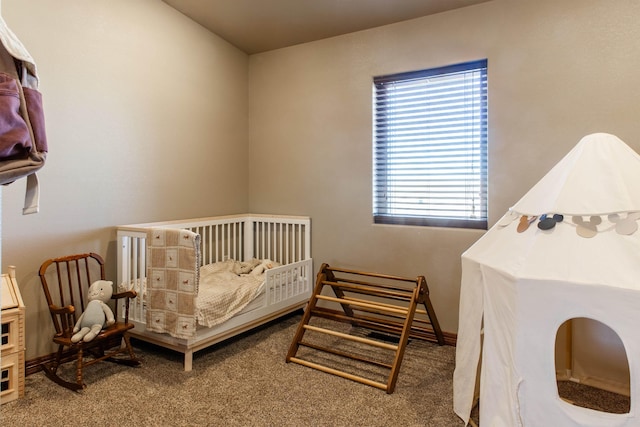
left=116, top=213, right=312, bottom=371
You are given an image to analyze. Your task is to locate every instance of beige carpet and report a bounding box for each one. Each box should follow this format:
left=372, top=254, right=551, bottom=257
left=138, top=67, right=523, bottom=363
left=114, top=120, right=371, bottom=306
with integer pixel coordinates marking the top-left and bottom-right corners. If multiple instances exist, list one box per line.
left=1, top=312, right=630, bottom=426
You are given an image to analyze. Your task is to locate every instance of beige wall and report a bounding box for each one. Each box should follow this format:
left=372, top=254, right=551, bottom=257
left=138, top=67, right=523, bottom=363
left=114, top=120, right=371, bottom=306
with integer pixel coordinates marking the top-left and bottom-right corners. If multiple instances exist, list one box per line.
left=248, top=0, right=640, bottom=388
left=1, top=0, right=249, bottom=358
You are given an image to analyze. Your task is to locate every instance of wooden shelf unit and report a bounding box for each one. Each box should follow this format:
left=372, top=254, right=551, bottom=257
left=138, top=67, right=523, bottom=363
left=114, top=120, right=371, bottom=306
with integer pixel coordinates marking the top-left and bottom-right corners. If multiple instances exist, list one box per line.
left=1, top=266, right=25, bottom=404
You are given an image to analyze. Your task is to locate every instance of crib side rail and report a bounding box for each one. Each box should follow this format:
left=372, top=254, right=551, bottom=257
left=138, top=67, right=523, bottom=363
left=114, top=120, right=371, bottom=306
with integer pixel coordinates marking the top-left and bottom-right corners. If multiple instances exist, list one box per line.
left=118, top=214, right=311, bottom=265
left=117, top=229, right=147, bottom=323
left=264, top=259, right=313, bottom=306
left=249, top=217, right=311, bottom=265
left=117, top=213, right=309, bottom=232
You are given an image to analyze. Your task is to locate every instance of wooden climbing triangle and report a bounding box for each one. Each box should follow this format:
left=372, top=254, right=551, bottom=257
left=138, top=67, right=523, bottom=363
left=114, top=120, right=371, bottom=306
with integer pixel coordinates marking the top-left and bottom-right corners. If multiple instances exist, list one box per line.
left=286, top=263, right=444, bottom=393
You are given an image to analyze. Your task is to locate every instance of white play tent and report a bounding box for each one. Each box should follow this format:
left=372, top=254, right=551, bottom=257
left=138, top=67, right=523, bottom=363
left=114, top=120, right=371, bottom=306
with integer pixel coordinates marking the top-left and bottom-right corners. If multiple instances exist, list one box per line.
left=453, top=133, right=640, bottom=426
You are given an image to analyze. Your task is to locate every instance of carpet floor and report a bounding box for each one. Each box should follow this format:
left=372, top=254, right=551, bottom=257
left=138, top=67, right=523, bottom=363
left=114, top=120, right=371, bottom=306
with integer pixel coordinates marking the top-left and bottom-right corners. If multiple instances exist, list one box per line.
left=1, top=312, right=629, bottom=426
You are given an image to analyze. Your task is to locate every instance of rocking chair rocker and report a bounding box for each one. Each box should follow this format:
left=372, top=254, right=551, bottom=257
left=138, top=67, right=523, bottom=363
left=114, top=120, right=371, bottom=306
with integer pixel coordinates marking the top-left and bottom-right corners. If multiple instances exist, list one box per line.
left=38, top=252, right=140, bottom=391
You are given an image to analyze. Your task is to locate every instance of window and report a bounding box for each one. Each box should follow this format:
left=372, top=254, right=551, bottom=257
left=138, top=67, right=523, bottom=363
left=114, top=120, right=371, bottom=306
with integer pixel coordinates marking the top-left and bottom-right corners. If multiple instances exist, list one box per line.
left=1, top=368, right=9, bottom=392
left=1, top=322, right=8, bottom=346
left=373, top=59, right=488, bottom=229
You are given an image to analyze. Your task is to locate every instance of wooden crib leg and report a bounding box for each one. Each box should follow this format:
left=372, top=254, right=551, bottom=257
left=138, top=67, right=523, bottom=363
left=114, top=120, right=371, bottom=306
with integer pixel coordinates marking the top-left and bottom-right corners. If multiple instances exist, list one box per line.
left=184, top=350, right=193, bottom=372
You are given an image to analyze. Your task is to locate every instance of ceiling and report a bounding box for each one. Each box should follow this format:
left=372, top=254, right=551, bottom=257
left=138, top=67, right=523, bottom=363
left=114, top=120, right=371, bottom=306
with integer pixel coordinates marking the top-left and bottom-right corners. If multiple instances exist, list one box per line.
left=162, top=0, right=492, bottom=54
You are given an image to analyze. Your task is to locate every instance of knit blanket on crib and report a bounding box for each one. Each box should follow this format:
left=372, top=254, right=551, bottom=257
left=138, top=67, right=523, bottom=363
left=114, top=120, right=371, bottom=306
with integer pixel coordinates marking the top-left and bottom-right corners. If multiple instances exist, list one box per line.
left=146, top=228, right=200, bottom=339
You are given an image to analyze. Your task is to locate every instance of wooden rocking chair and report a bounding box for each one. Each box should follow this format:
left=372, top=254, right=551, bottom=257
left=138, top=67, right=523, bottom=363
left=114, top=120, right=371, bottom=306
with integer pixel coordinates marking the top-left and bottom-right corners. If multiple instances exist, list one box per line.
left=38, top=252, right=140, bottom=391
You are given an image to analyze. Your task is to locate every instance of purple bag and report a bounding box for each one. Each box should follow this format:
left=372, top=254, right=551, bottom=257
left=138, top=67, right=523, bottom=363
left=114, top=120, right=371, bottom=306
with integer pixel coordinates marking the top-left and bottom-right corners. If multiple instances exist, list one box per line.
left=0, top=34, right=47, bottom=213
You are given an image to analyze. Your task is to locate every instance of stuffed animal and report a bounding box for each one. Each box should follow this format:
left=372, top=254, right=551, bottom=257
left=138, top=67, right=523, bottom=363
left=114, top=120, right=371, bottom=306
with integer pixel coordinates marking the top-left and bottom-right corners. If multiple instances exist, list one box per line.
left=250, top=259, right=280, bottom=276
left=237, top=258, right=261, bottom=275
left=71, top=280, right=115, bottom=343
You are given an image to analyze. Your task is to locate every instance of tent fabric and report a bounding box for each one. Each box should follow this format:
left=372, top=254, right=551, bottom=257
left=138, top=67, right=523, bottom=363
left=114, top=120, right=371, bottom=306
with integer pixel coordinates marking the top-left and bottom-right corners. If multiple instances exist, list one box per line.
left=511, top=133, right=640, bottom=216
left=453, top=133, right=640, bottom=426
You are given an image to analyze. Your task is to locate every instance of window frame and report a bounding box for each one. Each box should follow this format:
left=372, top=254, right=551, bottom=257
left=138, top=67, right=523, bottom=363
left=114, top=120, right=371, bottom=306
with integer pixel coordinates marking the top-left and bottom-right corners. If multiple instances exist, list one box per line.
left=372, top=59, right=488, bottom=230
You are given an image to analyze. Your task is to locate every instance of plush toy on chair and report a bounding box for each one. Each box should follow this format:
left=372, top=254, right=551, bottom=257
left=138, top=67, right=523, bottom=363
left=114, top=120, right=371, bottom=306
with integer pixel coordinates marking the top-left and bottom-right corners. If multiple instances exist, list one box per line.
left=71, top=280, right=116, bottom=343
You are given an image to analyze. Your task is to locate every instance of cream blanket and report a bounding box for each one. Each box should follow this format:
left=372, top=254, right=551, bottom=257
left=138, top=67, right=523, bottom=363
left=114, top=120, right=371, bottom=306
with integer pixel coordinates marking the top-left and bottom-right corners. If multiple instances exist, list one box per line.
left=196, top=260, right=266, bottom=327
left=146, top=228, right=200, bottom=339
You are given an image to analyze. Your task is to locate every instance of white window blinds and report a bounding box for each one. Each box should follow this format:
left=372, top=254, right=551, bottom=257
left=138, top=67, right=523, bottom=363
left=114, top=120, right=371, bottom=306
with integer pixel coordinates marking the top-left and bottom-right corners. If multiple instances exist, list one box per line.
left=373, top=59, right=488, bottom=229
